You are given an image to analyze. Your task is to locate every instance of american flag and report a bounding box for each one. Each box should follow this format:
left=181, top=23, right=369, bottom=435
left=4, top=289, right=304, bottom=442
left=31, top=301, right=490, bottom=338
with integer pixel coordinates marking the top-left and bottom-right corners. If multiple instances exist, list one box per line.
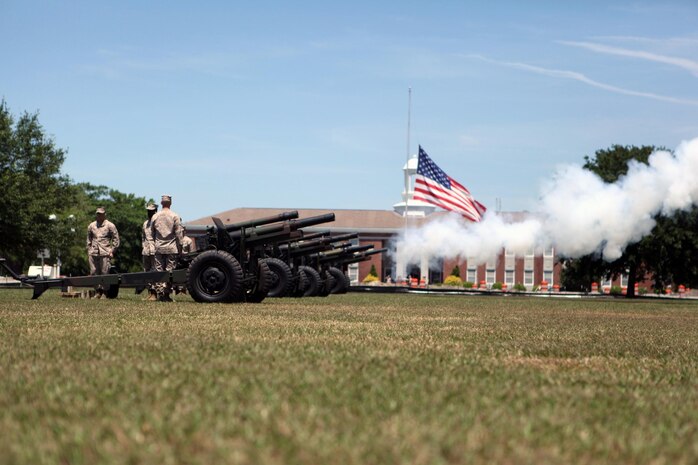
left=413, top=146, right=487, bottom=222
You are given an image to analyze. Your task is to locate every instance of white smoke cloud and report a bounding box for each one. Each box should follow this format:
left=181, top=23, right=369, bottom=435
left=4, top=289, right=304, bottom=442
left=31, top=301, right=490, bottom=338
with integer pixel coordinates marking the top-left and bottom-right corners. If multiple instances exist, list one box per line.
left=395, top=137, right=698, bottom=265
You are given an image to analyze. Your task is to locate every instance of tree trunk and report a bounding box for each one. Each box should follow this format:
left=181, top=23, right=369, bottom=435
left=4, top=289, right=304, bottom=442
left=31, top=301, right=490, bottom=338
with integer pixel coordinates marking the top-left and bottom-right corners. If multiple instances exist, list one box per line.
left=626, top=261, right=637, bottom=298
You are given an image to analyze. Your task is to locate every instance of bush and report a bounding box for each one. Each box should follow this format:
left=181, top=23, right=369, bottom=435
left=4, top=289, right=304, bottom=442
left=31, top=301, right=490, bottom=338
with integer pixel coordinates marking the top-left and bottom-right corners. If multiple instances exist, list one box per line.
left=491, top=282, right=503, bottom=290
left=450, top=265, right=460, bottom=278
left=362, top=274, right=380, bottom=283
left=368, top=264, right=378, bottom=277
left=463, top=281, right=475, bottom=289
left=513, top=283, right=526, bottom=292
left=610, top=285, right=623, bottom=295
left=443, top=275, right=463, bottom=287
left=639, top=287, right=648, bottom=295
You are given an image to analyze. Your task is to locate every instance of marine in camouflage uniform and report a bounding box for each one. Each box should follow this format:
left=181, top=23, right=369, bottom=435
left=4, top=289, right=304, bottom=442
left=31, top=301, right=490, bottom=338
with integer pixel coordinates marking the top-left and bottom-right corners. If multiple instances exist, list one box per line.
left=150, top=195, right=184, bottom=302
left=141, top=203, right=158, bottom=300
left=86, top=207, right=120, bottom=296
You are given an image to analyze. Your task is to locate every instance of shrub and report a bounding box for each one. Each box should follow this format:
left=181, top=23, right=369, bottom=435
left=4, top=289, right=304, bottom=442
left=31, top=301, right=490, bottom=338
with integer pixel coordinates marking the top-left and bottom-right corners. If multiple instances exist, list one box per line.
left=513, top=283, right=526, bottom=292
left=362, top=274, right=379, bottom=283
left=368, top=264, right=378, bottom=277
left=639, top=287, right=648, bottom=295
left=450, top=265, right=461, bottom=278
left=610, top=285, right=623, bottom=295
left=491, top=282, right=503, bottom=290
left=463, top=281, right=475, bottom=289
left=443, top=275, right=463, bottom=287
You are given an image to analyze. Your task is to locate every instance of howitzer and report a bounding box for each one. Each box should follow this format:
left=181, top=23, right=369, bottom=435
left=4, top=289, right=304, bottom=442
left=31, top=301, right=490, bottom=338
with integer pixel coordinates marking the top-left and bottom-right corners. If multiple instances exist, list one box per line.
left=186, top=212, right=336, bottom=303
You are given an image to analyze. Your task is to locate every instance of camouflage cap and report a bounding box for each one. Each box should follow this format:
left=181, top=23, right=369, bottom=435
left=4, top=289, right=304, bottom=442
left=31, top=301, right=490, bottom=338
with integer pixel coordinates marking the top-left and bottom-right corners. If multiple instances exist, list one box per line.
left=161, top=195, right=172, bottom=203
left=146, top=203, right=157, bottom=211
left=95, top=207, right=106, bottom=214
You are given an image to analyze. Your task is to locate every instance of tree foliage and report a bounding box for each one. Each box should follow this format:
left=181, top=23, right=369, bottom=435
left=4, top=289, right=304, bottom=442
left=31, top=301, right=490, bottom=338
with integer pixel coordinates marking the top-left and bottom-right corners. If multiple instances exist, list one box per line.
left=0, top=101, right=153, bottom=276
left=0, top=100, right=75, bottom=271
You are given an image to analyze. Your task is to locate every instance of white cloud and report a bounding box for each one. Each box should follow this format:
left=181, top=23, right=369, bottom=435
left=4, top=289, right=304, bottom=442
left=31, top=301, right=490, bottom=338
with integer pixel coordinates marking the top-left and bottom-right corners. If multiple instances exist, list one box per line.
left=466, top=54, right=698, bottom=106
left=560, top=41, right=698, bottom=77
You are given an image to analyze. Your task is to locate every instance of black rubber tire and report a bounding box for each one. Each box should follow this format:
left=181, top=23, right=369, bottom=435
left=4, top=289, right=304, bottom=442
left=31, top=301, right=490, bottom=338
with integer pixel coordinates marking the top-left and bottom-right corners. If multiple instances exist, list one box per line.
left=246, top=260, right=273, bottom=303
left=291, top=267, right=309, bottom=297
left=104, top=285, right=120, bottom=299
left=327, top=267, right=349, bottom=294
left=298, top=265, right=321, bottom=297
left=186, top=250, right=243, bottom=303
left=263, top=258, right=294, bottom=298
left=317, top=270, right=336, bottom=297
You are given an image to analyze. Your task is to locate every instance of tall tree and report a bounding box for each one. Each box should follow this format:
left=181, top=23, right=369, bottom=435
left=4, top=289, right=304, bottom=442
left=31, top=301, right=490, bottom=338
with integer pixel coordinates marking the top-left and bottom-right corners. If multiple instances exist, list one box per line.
left=0, top=100, right=75, bottom=272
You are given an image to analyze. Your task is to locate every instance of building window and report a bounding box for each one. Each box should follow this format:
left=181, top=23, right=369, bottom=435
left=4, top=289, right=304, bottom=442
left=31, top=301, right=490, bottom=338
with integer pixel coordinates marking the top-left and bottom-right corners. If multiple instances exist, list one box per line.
left=543, top=270, right=553, bottom=284
left=348, top=263, right=359, bottom=284
left=543, top=247, right=554, bottom=284
left=620, top=273, right=628, bottom=287
left=524, top=248, right=534, bottom=287
left=486, top=260, right=495, bottom=285
left=504, top=249, right=515, bottom=286
left=466, top=258, right=477, bottom=284
left=524, top=270, right=534, bottom=286
left=505, top=269, right=514, bottom=285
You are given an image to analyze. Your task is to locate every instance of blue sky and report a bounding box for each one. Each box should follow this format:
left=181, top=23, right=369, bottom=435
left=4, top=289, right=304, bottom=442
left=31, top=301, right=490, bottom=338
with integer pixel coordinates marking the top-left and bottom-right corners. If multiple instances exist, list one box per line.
left=3, top=1, right=697, bottom=221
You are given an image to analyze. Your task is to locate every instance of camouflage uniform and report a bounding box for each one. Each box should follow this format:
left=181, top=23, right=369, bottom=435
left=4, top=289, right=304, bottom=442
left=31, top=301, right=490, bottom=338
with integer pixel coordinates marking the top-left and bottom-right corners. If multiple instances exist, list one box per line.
left=181, top=235, right=193, bottom=254
left=86, top=217, right=120, bottom=276
left=142, top=217, right=157, bottom=272
left=142, top=204, right=158, bottom=299
left=151, top=199, right=183, bottom=300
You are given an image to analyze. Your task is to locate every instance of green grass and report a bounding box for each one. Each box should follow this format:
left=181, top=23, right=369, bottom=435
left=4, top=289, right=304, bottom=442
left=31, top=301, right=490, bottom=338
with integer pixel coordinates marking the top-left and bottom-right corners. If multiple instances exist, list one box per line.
left=1, top=290, right=697, bottom=464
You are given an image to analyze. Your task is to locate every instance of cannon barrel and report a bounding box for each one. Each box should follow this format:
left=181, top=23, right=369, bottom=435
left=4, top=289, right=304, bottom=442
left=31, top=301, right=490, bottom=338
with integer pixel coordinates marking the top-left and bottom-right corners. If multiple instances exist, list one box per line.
left=223, top=210, right=299, bottom=232
left=336, top=248, right=388, bottom=265
left=286, top=240, right=356, bottom=258
left=184, top=211, right=299, bottom=235
left=231, top=213, right=336, bottom=243
left=320, top=246, right=385, bottom=264
left=279, top=232, right=359, bottom=252
left=319, top=244, right=374, bottom=257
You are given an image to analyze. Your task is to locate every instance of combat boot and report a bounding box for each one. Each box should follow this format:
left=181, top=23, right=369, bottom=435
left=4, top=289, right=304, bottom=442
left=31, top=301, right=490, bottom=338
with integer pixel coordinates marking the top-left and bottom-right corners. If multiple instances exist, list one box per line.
left=158, top=294, right=174, bottom=302
left=146, top=290, right=158, bottom=301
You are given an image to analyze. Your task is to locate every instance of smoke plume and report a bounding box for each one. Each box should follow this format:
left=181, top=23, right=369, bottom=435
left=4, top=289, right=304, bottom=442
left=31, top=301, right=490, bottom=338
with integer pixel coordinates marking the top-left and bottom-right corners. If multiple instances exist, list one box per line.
left=395, top=137, right=698, bottom=266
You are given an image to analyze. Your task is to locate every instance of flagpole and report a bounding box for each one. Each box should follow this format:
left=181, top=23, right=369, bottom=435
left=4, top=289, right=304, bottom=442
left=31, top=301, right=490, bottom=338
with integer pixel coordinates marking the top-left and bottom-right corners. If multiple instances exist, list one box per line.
left=405, top=87, right=411, bottom=219
left=402, top=87, right=411, bottom=283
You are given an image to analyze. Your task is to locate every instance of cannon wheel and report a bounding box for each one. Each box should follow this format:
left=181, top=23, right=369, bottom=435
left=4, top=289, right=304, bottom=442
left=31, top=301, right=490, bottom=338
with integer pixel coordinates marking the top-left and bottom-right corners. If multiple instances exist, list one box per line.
left=291, top=267, right=309, bottom=297
left=246, top=260, right=273, bottom=303
left=104, top=285, right=120, bottom=299
left=298, top=266, right=321, bottom=297
left=327, top=267, right=349, bottom=294
left=317, top=270, right=336, bottom=297
left=186, top=250, right=243, bottom=303
left=262, top=258, right=294, bottom=298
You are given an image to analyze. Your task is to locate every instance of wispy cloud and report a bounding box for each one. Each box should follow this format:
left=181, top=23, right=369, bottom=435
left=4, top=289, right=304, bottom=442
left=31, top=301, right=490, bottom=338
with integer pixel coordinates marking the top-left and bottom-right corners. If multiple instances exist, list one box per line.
left=466, top=54, right=698, bottom=106
left=559, top=41, right=698, bottom=76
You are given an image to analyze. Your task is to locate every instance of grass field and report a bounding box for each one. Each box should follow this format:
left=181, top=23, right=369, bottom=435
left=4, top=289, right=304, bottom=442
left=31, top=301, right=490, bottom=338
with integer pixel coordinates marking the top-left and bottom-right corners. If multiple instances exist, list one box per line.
left=0, top=290, right=697, bottom=465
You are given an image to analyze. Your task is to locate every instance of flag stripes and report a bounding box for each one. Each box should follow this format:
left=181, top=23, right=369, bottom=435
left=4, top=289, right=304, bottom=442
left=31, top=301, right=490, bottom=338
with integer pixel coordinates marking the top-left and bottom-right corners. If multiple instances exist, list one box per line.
left=412, top=146, right=486, bottom=222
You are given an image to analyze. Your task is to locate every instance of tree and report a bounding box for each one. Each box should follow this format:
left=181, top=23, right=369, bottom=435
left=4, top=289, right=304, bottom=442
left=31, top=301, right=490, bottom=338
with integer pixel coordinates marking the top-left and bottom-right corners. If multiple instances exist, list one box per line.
left=450, top=265, right=460, bottom=278
left=0, top=100, right=75, bottom=272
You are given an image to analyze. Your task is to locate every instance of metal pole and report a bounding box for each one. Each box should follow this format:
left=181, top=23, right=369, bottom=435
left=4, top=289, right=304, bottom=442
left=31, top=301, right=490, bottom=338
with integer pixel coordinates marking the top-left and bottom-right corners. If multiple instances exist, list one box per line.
left=405, top=87, right=411, bottom=219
